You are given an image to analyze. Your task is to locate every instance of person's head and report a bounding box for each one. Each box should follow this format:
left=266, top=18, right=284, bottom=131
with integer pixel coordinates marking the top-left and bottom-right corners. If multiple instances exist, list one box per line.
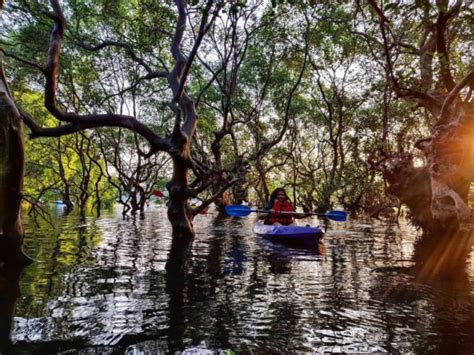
left=269, top=187, right=289, bottom=203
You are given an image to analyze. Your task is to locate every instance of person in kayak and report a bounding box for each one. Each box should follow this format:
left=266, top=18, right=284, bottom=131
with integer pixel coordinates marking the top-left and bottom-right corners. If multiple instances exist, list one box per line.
left=261, top=188, right=296, bottom=225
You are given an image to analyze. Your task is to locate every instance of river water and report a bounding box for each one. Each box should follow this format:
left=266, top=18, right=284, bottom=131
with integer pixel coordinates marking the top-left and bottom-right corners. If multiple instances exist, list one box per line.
left=5, top=206, right=474, bottom=354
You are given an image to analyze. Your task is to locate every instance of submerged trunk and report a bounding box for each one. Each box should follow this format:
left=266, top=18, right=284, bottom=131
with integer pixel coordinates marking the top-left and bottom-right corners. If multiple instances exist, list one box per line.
left=0, top=264, right=23, bottom=353
left=62, top=184, right=74, bottom=213
left=0, top=62, right=31, bottom=265
left=167, top=154, right=194, bottom=238
left=210, top=132, right=228, bottom=213
left=417, top=103, right=473, bottom=229
left=367, top=1, right=473, bottom=234
left=212, top=173, right=230, bottom=213
left=378, top=100, right=473, bottom=233
left=380, top=153, right=434, bottom=229
left=57, top=141, right=74, bottom=213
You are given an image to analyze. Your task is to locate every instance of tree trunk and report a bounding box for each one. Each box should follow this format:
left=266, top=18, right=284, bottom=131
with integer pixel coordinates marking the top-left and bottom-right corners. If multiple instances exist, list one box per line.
left=62, top=184, right=74, bottom=213
left=167, top=154, right=194, bottom=237
left=139, top=190, right=146, bottom=220
left=0, top=61, right=31, bottom=265
left=416, top=103, right=473, bottom=230
left=379, top=101, right=473, bottom=233
left=232, top=179, right=248, bottom=205
left=210, top=131, right=229, bottom=213
left=211, top=172, right=229, bottom=213
left=57, top=140, right=74, bottom=212
left=366, top=1, right=473, bottom=233
left=0, top=264, right=23, bottom=353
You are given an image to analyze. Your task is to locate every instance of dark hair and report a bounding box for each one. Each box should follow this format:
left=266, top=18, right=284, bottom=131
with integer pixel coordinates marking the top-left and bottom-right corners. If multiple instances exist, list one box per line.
left=268, top=187, right=290, bottom=206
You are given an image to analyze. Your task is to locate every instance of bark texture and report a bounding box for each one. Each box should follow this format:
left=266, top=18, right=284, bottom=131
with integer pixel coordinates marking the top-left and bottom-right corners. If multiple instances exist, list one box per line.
left=0, top=60, right=31, bottom=264
left=417, top=102, right=473, bottom=229
left=367, top=0, right=473, bottom=233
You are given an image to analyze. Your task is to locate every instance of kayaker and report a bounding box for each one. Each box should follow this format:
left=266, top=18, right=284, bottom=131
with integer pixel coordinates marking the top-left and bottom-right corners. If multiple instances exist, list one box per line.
left=261, top=188, right=296, bottom=225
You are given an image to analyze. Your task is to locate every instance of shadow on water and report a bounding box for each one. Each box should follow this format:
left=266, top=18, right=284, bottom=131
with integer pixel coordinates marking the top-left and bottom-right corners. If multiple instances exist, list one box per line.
left=415, top=229, right=474, bottom=355
left=165, top=230, right=193, bottom=353
left=375, top=227, right=474, bottom=354
left=0, top=264, right=23, bottom=355
left=3, top=207, right=474, bottom=354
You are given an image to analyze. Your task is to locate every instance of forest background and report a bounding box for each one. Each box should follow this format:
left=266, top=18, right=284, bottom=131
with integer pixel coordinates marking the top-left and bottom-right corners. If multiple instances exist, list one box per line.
left=1, top=0, right=473, bottom=263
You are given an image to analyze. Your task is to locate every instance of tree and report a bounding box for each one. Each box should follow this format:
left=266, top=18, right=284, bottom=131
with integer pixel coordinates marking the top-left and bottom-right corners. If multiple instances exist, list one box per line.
left=96, top=128, right=170, bottom=218
left=191, top=3, right=310, bottom=211
left=0, top=0, right=231, bottom=264
left=0, top=58, right=31, bottom=263
left=364, top=0, right=473, bottom=232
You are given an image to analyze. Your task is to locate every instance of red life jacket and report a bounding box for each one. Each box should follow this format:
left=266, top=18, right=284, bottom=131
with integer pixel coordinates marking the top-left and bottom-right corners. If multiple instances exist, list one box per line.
left=265, top=199, right=294, bottom=225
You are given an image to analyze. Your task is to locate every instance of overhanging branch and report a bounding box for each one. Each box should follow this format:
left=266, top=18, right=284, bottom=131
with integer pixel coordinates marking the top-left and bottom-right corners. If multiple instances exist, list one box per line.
left=191, top=178, right=241, bottom=216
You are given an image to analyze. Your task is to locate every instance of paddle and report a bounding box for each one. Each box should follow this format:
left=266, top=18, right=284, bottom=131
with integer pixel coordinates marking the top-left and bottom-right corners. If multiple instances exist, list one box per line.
left=224, top=205, right=347, bottom=222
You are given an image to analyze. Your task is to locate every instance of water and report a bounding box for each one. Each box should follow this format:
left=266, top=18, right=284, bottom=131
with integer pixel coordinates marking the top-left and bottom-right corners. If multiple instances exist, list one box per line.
left=3, top=206, right=474, bottom=354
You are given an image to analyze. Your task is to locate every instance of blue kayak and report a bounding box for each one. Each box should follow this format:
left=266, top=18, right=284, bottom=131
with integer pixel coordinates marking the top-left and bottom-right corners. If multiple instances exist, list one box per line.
left=253, top=221, right=323, bottom=247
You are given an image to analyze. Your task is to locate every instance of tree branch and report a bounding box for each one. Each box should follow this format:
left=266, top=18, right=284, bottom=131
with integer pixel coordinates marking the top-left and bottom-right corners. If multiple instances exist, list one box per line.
left=434, top=0, right=461, bottom=92
left=20, top=108, right=171, bottom=151
left=438, top=70, right=474, bottom=125
left=191, top=178, right=241, bottom=216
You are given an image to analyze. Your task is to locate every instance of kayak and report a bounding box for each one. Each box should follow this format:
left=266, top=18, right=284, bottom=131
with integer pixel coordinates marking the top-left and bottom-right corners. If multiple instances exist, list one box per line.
left=253, top=221, right=323, bottom=247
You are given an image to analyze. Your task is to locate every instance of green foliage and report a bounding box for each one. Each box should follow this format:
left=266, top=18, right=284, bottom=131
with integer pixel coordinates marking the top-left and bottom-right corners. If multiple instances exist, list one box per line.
left=3, top=0, right=469, bottom=218
left=14, top=89, right=116, bottom=212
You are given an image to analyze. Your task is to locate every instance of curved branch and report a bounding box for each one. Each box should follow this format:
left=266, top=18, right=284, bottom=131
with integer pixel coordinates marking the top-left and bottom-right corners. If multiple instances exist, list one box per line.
left=435, top=0, right=462, bottom=92
left=76, top=40, right=164, bottom=76
left=20, top=108, right=172, bottom=151
left=270, top=22, right=309, bottom=148
left=191, top=178, right=241, bottom=216
left=367, top=0, right=401, bottom=93
left=195, top=60, right=226, bottom=108
left=174, top=0, right=217, bottom=102
left=438, top=70, right=474, bottom=125
left=168, top=0, right=221, bottom=140
left=0, top=49, right=45, bottom=72
left=43, top=0, right=70, bottom=121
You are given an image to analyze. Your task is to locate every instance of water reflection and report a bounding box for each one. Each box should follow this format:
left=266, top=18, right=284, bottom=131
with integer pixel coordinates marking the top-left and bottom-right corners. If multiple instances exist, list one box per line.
left=4, top=207, right=474, bottom=353
left=378, top=228, right=474, bottom=354
left=0, top=264, right=22, bottom=354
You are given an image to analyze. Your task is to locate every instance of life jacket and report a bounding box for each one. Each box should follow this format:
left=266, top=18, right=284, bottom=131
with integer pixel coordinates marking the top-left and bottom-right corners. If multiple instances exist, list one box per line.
left=265, top=199, right=294, bottom=225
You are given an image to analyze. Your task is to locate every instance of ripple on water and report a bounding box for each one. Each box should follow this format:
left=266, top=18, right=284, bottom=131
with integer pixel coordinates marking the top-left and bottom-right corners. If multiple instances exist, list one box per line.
left=9, top=206, right=474, bottom=354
